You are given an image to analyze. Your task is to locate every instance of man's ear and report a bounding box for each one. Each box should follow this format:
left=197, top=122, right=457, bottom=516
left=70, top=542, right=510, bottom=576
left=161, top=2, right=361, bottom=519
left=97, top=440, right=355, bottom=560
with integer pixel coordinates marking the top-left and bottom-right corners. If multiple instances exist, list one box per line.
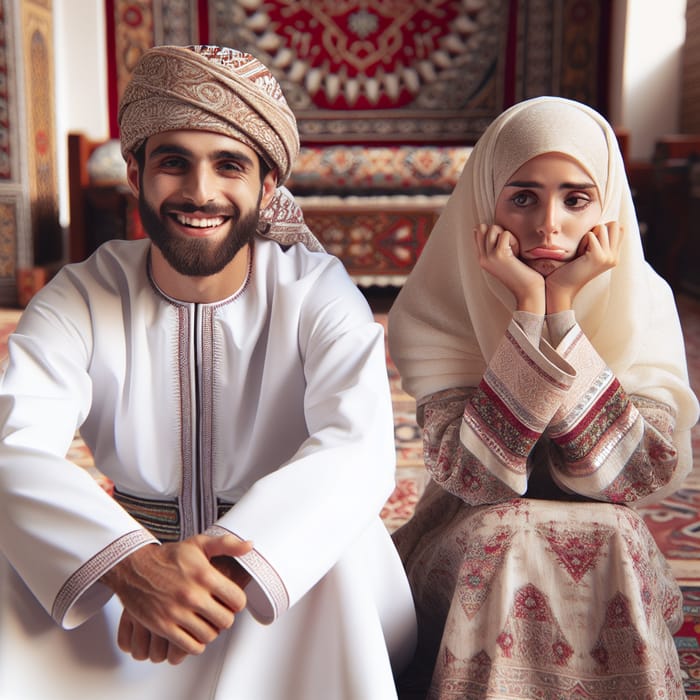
left=260, top=170, right=278, bottom=209
left=125, top=153, right=140, bottom=198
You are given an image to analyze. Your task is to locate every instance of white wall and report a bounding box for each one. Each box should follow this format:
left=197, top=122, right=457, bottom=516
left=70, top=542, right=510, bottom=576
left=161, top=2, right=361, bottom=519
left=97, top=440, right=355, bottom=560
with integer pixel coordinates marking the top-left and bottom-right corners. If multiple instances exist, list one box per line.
left=53, top=0, right=109, bottom=227
left=618, top=0, right=688, bottom=160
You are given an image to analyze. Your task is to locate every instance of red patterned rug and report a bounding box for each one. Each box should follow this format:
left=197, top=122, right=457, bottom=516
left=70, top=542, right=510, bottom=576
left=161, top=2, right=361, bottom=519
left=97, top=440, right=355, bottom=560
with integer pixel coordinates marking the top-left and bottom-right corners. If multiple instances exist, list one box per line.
left=678, top=587, right=700, bottom=694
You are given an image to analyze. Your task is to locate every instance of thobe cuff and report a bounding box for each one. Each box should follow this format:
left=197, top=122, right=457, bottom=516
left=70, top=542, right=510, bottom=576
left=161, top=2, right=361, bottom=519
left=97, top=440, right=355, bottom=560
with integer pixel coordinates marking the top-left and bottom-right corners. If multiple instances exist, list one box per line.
left=205, top=524, right=289, bottom=625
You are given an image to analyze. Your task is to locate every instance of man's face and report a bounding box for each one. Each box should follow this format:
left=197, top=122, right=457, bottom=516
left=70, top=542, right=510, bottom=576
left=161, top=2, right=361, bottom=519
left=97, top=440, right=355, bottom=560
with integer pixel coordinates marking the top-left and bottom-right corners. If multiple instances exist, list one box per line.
left=127, top=130, right=276, bottom=277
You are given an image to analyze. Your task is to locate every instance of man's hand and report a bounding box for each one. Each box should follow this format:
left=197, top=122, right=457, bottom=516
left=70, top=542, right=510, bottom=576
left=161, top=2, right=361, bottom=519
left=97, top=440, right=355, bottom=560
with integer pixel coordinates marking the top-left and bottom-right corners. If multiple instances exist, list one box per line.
left=474, top=224, right=546, bottom=314
left=101, top=534, right=252, bottom=663
left=117, top=609, right=190, bottom=665
left=545, top=222, right=624, bottom=313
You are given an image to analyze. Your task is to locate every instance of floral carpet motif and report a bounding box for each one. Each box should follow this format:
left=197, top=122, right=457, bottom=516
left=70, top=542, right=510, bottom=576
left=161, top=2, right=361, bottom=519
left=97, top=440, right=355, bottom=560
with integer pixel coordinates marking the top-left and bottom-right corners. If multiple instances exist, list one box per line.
left=288, top=145, right=471, bottom=195
left=678, top=587, right=700, bottom=694
left=106, top=0, right=612, bottom=145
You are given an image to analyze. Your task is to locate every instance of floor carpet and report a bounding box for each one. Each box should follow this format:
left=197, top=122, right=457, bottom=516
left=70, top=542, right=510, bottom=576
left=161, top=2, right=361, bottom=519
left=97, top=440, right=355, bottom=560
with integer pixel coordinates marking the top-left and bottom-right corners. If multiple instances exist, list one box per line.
left=1, top=291, right=699, bottom=693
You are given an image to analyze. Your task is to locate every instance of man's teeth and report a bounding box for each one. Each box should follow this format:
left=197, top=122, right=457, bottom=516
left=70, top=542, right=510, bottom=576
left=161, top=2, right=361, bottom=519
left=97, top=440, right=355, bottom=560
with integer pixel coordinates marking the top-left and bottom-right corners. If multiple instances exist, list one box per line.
left=175, top=214, right=225, bottom=228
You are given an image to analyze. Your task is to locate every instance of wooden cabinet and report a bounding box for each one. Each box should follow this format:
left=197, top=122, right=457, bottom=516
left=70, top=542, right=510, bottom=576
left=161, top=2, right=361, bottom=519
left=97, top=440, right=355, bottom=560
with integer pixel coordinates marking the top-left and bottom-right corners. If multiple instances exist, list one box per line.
left=642, top=136, right=700, bottom=295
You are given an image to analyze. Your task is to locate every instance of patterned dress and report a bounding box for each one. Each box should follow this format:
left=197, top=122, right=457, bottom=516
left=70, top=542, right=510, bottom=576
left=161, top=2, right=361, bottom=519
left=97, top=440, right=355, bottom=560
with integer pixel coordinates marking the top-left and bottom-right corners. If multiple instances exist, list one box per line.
left=394, top=316, right=686, bottom=699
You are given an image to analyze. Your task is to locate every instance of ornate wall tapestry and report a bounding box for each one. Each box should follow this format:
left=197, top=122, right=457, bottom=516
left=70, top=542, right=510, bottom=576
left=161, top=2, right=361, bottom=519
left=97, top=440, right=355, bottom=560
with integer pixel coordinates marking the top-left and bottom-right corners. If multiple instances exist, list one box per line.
left=102, top=0, right=610, bottom=282
left=209, top=0, right=509, bottom=143
left=105, top=0, right=200, bottom=135
left=0, top=1, right=12, bottom=183
left=0, top=0, right=19, bottom=302
left=23, top=0, right=61, bottom=265
left=106, top=0, right=611, bottom=144
left=0, top=0, right=62, bottom=304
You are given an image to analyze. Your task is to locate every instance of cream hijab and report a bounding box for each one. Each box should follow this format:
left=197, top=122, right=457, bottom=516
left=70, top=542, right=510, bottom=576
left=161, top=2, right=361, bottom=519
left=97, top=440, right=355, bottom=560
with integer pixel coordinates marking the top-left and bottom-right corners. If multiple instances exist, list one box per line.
left=388, top=97, right=698, bottom=443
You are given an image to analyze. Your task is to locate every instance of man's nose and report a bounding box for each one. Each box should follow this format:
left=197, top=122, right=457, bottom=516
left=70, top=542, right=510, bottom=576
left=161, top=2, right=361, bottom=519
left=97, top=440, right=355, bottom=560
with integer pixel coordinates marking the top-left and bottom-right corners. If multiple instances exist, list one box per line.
left=182, top=164, right=215, bottom=206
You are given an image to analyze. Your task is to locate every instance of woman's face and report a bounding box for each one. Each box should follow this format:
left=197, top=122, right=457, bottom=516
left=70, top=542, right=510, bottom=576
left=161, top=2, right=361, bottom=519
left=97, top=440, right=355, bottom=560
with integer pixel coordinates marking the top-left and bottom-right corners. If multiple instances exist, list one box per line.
left=494, top=153, right=603, bottom=277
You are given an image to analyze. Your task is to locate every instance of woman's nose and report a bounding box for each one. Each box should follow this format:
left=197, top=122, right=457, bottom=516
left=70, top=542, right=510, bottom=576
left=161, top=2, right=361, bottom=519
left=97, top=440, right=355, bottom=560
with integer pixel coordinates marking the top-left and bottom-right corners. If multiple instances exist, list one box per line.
left=537, top=199, right=560, bottom=237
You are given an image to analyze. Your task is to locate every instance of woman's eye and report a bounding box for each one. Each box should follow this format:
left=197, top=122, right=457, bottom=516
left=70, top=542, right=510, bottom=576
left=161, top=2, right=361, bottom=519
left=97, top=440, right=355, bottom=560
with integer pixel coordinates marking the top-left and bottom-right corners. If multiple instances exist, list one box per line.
left=565, top=194, right=591, bottom=208
left=512, top=192, right=535, bottom=206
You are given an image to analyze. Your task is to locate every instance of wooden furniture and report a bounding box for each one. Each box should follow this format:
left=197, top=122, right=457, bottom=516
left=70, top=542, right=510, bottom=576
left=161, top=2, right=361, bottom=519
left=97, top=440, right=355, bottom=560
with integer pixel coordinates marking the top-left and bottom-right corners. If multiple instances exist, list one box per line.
left=67, top=133, right=143, bottom=264
left=642, top=135, right=700, bottom=294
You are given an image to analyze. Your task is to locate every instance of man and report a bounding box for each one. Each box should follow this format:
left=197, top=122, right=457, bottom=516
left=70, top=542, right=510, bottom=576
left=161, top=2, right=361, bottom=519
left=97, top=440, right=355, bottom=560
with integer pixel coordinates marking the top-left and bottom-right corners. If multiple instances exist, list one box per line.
left=0, top=45, right=415, bottom=699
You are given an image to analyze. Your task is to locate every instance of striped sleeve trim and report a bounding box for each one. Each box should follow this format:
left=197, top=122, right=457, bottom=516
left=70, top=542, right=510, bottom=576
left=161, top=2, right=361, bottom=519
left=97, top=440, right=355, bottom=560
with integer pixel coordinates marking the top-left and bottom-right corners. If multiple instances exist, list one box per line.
left=459, top=418, right=528, bottom=494
left=552, top=406, right=644, bottom=494
left=205, top=524, right=289, bottom=624
left=548, top=371, right=619, bottom=441
left=485, top=322, right=574, bottom=429
left=457, top=321, right=577, bottom=492
left=51, top=529, right=157, bottom=625
left=548, top=326, right=610, bottom=427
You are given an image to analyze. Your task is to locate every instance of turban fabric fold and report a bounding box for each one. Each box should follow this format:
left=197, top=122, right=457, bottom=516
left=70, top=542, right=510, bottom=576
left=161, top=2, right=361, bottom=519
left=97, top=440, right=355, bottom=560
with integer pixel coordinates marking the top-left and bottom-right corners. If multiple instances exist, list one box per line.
left=118, top=45, right=299, bottom=184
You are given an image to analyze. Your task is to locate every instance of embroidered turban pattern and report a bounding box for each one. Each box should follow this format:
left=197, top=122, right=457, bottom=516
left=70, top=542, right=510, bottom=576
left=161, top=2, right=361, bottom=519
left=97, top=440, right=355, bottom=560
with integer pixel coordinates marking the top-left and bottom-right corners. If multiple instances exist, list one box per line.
left=118, top=45, right=300, bottom=183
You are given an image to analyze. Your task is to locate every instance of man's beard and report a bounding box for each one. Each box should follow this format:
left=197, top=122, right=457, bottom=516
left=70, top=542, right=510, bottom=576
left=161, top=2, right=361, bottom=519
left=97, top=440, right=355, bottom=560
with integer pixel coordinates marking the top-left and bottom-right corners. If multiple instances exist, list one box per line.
left=138, top=193, right=261, bottom=277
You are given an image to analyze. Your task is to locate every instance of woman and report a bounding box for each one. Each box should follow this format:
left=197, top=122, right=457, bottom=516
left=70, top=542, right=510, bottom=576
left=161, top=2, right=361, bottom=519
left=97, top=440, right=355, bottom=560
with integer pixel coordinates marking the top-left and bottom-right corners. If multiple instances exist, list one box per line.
left=388, top=96, right=699, bottom=698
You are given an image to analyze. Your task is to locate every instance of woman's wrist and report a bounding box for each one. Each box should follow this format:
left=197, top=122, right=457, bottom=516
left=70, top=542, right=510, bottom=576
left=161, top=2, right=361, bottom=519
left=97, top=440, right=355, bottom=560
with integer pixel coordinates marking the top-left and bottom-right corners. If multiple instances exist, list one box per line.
left=516, top=292, right=546, bottom=315
left=545, top=285, right=574, bottom=313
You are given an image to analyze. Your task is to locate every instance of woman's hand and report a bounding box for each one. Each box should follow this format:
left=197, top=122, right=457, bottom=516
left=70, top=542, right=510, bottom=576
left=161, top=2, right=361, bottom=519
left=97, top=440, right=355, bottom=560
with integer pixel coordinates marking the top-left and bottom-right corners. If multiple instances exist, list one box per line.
left=474, top=224, right=545, bottom=314
left=545, top=222, right=624, bottom=313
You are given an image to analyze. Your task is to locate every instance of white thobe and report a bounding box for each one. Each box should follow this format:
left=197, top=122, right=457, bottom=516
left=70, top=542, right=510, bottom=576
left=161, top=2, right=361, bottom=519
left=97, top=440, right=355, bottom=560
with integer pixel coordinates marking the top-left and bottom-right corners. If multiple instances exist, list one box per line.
left=0, top=237, right=416, bottom=699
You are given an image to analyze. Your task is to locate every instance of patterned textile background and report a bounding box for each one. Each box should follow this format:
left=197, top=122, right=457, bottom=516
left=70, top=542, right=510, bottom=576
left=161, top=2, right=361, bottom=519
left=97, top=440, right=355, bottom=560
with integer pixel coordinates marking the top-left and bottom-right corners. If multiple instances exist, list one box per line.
left=0, top=0, right=63, bottom=306
left=105, top=0, right=610, bottom=144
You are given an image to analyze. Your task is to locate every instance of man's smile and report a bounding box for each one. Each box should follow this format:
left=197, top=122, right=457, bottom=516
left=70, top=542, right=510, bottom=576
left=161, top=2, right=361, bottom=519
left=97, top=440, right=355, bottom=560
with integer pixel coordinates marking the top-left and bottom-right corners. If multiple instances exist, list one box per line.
left=171, top=212, right=229, bottom=230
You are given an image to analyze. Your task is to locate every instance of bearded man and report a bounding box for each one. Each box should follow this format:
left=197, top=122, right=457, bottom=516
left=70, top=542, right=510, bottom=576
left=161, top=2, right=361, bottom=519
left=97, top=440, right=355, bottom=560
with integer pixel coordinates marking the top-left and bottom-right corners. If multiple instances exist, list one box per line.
left=0, top=45, right=416, bottom=699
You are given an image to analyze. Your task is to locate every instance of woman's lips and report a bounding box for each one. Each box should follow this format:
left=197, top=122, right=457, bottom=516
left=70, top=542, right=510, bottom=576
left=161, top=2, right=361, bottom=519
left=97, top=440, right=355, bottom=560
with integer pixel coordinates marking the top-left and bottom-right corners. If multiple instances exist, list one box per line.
left=526, top=247, right=568, bottom=260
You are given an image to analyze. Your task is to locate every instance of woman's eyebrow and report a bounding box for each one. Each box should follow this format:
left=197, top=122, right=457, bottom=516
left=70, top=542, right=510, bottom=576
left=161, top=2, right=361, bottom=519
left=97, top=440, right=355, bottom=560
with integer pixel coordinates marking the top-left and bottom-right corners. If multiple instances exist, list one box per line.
left=504, top=180, right=541, bottom=188
left=504, top=180, right=596, bottom=189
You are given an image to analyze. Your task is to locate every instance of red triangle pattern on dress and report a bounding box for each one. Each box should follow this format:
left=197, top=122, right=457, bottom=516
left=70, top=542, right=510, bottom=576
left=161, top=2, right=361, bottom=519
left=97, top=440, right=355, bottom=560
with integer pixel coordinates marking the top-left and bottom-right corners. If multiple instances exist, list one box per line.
left=537, top=522, right=614, bottom=583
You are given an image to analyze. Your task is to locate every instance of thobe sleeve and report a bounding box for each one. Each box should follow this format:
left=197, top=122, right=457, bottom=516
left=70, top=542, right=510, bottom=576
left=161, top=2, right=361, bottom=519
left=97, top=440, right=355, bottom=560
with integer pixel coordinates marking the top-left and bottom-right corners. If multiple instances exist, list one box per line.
left=0, top=288, right=156, bottom=629
left=206, top=272, right=397, bottom=624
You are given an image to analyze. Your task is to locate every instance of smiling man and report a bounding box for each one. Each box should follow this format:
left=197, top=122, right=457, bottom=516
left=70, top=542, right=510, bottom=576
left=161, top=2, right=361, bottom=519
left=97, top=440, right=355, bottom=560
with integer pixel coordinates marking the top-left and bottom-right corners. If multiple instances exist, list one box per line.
left=135, top=133, right=269, bottom=278
left=0, top=45, right=415, bottom=699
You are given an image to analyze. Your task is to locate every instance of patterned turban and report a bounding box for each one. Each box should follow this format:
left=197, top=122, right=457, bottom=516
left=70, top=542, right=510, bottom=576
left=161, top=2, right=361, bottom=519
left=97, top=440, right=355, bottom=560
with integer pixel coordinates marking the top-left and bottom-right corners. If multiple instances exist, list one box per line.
left=118, top=45, right=299, bottom=183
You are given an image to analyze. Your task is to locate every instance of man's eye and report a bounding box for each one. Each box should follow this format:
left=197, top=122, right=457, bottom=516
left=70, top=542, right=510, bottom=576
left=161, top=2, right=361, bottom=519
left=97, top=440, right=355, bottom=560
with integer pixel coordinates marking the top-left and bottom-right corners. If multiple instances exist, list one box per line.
left=160, top=157, right=186, bottom=169
left=219, top=161, right=244, bottom=173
